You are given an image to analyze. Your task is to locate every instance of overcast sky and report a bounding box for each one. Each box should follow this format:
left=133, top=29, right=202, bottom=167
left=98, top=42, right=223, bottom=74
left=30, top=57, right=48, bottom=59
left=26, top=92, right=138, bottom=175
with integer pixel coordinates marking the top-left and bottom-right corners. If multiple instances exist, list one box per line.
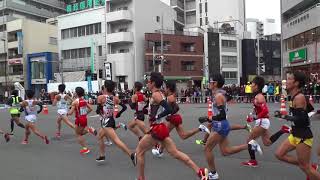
left=246, top=0, right=281, bottom=33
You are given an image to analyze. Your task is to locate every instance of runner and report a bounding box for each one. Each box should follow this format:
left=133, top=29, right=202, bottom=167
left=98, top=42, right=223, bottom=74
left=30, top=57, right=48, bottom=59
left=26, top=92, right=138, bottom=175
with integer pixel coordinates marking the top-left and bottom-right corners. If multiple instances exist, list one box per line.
left=6, top=90, right=25, bottom=134
left=274, top=71, right=320, bottom=180
left=128, top=81, right=148, bottom=141
left=95, top=80, right=136, bottom=165
left=21, top=90, right=49, bottom=145
left=201, top=73, right=261, bottom=180
left=52, top=84, right=74, bottom=138
left=152, top=80, right=210, bottom=157
left=241, top=76, right=290, bottom=167
left=67, top=87, right=96, bottom=154
left=135, top=72, right=208, bottom=180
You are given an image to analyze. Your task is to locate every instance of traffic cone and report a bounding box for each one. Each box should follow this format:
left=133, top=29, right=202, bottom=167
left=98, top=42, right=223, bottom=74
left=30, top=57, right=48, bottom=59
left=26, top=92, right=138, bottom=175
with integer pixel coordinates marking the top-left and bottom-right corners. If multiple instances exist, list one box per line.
left=114, top=105, right=119, bottom=118
left=280, top=95, right=288, bottom=116
left=207, top=98, right=213, bottom=119
left=43, top=105, right=49, bottom=115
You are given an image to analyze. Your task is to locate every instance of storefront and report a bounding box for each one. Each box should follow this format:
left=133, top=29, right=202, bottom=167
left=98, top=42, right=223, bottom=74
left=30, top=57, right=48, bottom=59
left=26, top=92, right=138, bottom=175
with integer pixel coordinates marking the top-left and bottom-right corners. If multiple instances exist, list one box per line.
left=27, top=52, right=57, bottom=95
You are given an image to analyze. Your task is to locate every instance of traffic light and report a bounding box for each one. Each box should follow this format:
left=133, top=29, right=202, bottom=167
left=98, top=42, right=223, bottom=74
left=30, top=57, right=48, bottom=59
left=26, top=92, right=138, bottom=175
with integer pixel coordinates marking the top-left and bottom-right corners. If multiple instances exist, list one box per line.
left=256, top=22, right=264, bottom=39
left=260, top=64, right=266, bottom=73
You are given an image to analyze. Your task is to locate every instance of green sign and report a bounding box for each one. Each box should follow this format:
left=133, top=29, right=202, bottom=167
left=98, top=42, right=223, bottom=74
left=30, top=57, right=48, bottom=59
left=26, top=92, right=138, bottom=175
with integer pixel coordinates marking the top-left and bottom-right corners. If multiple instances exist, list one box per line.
left=289, top=48, right=307, bottom=63
left=66, top=0, right=105, bottom=13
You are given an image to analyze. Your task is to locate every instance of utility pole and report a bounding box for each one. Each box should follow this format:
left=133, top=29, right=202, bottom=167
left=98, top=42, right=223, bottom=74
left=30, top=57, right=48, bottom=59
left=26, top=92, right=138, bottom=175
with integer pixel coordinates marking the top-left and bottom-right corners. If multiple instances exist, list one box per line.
left=257, top=37, right=260, bottom=76
left=160, top=13, right=164, bottom=73
left=152, top=46, right=156, bottom=72
left=60, top=58, right=64, bottom=84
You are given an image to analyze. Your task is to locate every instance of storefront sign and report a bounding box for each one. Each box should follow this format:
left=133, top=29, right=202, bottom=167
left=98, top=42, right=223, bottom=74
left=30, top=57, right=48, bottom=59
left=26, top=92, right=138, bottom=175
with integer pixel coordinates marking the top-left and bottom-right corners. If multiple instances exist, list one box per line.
left=289, top=48, right=307, bottom=63
left=105, top=62, right=112, bottom=80
left=31, top=79, right=47, bottom=84
left=8, top=58, right=23, bottom=65
left=66, top=0, right=105, bottom=13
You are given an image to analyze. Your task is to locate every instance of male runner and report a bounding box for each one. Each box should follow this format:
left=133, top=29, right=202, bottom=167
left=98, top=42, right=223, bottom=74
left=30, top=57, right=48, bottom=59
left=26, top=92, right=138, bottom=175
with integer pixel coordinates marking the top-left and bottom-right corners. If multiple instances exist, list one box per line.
left=135, top=72, right=208, bottom=180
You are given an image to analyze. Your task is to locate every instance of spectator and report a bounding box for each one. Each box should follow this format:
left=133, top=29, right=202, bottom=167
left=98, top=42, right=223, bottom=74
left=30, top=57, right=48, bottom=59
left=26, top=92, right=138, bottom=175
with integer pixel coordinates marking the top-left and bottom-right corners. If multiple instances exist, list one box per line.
left=245, top=82, right=252, bottom=103
left=267, top=83, right=274, bottom=103
left=275, top=83, right=280, bottom=103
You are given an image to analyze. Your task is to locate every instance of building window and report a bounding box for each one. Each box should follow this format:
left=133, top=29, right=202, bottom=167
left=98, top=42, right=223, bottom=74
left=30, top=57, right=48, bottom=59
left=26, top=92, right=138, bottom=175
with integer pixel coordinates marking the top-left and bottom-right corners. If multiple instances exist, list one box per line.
left=10, top=65, right=23, bottom=75
left=156, top=16, right=160, bottom=23
left=70, top=27, right=78, bottom=38
left=222, top=56, right=237, bottom=65
left=199, top=3, right=202, bottom=14
left=49, top=37, right=57, bottom=45
left=78, top=48, right=86, bottom=58
left=205, top=17, right=208, bottom=25
left=94, top=23, right=101, bottom=34
left=31, top=62, right=46, bottom=79
left=200, top=18, right=202, bottom=26
left=222, top=40, right=237, bottom=48
left=181, top=43, right=195, bottom=52
left=78, top=26, right=85, bottom=37
left=181, top=61, right=195, bottom=71
left=153, top=41, right=170, bottom=51
left=205, top=2, right=208, bottom=12
left=61, top=29, right=69, bottom=39
left=71, top=49, right=78, bottom=59
left=98, top=46, right=102, bottom=56
left=222, top=71, right=237, bottom=79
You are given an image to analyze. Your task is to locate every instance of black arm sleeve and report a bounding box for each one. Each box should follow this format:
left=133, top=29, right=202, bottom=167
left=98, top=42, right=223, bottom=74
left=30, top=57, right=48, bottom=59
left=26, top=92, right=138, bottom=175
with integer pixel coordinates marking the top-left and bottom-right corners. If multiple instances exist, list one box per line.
left=283, top=109, right=308, bottom=124
left=96, top=103, right=103, bottom=115
left=118, top=102, right=127, bottom=115
left=37, top=102, right=43, bottom=114
left=171, top=103, right=180, bottom=115
left=128, top=100, right=137, bottom=110
left=211, top=105, right=226, bottom=121
left=156, top=100, right=173, bottom=120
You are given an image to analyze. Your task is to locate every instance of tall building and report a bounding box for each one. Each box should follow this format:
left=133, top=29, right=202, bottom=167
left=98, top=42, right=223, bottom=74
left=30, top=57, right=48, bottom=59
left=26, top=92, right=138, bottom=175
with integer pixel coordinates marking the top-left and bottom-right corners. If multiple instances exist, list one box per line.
left=162, top=0, right=245, bottom=35
left=145, top=31, right=204, bottom=88
left=0, top=0, right=66, bottom=94
left=58, top=0, right=175, bottom=90
left=242, top=37, right=281, bottom=83
left=204, top=27, right=242, bottom=85
left=281, top=0, right=320, bottom=80
left=246, top=18, right=278, bottom=39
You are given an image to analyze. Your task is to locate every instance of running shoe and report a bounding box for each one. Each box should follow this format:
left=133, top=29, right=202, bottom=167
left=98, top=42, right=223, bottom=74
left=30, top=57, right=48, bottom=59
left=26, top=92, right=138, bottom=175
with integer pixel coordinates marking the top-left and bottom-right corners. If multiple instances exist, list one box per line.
left=196, top=139, right=206, bottom=146
left=117, top=123, right=127, bottom=131
left=55, top=132, right=61, bottom=139
left=248, top=140, right=263, bottom=155
left=104, top=139, right=113, bottom=146
left=96, top=156, right=105, bottom=162
left=44, top=136, right=50, bottom=144
left=208, top=171, right=218, bottom=180
left=307, top=163, right=318, bottom=180
left=198, top=168, right=209, bottom=180
left=241, top=160, right=258, bottom=167
left=4, top=133, right=10, bottom=142
left=199, top=124, right=210, bottom=134
left=131, top=153, right=137, bottom=166
left=245, top=123, right=252, bottom=133
left=80, top=147, right=90, bottom=154
left=151, top=148, right=164, bottom=158
left=281, top=124, right=291, bottom=134
left=88, top=126, right=97, bottom=136
left=21, top=140, right=28, bottom=145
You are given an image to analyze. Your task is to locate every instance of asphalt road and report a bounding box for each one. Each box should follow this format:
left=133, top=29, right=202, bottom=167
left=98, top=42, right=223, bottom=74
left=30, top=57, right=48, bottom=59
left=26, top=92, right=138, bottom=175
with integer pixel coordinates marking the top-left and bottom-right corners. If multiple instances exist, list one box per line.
left=0, top=103, right=320, bottom=180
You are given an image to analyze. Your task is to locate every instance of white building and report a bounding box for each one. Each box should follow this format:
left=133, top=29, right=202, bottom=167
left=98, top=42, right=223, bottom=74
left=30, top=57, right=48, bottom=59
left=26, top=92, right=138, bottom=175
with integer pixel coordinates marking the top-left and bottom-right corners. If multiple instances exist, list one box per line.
left=263, top=18, right=277, bottom=36
left=58, top=0, right=175, bottom=89
left=162, top=0, right=245, bottom=35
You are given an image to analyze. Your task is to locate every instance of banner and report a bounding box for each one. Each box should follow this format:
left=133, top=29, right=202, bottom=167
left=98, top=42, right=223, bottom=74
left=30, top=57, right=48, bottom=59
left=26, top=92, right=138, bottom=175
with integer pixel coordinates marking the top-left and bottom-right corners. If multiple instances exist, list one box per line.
left=17, top=32, right=23, bottom=55
left=90, top=38, right=95, bottom=73
left=87, top=75, right=92, bottom=93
